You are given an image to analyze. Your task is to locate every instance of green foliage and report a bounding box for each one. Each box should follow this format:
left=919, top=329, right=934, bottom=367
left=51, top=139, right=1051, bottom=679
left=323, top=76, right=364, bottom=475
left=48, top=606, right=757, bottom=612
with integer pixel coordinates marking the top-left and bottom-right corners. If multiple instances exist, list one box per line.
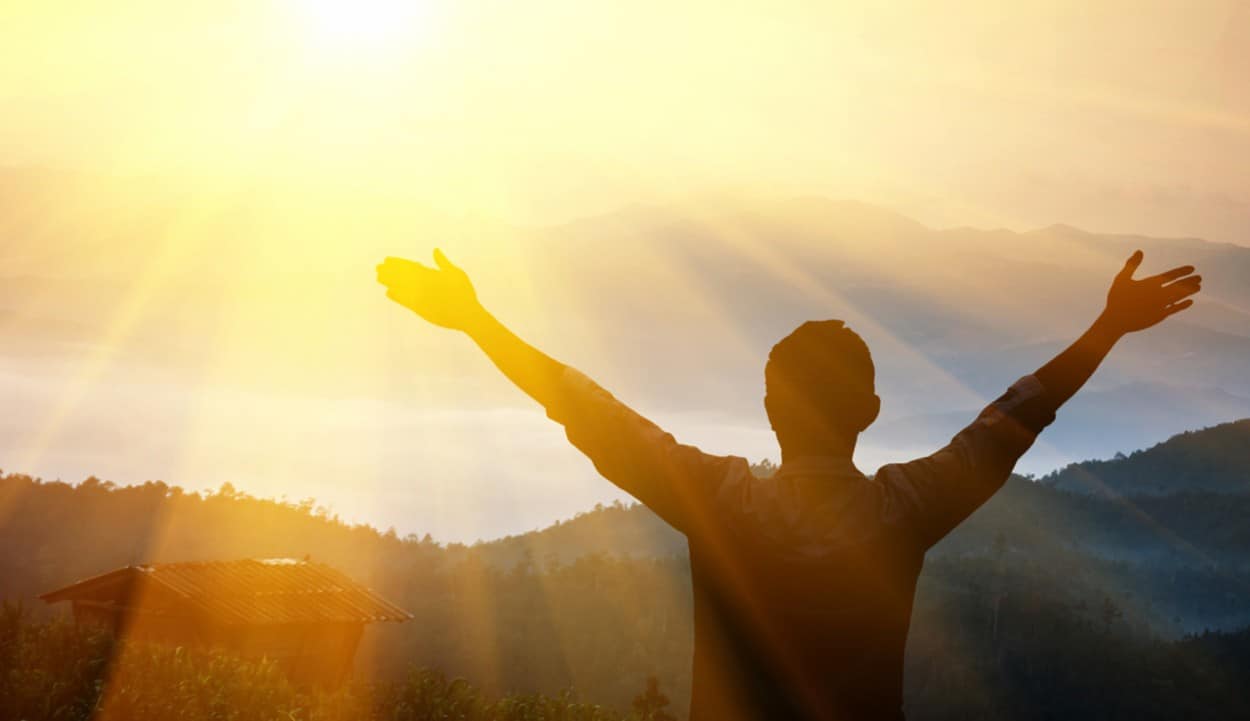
left=631, top=676, right=675, bottom=721
left=5, top=598, right=1250, bottom=721
left=0, top=473, right=695, bottom=713
left=0, top=604, right=649, bottom=721
left=904, top=588, right=1250, bottom=721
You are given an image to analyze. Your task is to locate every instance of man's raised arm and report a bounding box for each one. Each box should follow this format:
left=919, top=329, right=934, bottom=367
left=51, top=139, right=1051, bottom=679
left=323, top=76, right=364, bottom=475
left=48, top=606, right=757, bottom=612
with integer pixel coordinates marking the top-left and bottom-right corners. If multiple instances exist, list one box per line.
left=376, top=250, right=737, bottom=531
left=877, top=250, right=1202, bottom=548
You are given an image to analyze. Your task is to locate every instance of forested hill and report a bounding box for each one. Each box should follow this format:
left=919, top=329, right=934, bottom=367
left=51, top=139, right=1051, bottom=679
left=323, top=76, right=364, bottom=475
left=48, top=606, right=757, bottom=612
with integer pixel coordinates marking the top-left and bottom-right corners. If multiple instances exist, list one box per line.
left=474, top=480, right=1250, bottom=569
left=3, top=419, right=1248, bottom=597
left=477, top=419, right=1250, bottom=568
left=1042, top=418, right=1250, bottom=496
left=6, top=418, right=1250, bottom=714
left=5, top=418, right=1248, bottom=598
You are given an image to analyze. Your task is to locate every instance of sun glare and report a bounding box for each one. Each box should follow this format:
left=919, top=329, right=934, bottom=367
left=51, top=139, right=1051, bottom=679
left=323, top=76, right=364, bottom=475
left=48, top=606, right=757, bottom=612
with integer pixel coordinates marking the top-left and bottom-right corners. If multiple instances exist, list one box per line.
left=295, top=0, right=432, bottom=53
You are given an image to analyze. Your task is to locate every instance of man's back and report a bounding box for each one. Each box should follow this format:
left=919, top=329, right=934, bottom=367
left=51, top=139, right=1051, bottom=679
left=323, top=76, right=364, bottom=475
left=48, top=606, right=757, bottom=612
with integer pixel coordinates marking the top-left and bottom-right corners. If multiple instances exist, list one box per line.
left=544, top=368, right=1056, bottom=721
left=686, top=459, right=925, bottom=721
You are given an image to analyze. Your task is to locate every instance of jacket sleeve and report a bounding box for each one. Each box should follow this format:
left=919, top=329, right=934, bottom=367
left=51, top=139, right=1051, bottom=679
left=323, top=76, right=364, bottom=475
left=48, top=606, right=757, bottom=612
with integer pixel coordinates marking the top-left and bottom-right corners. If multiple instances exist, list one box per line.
left=874, top=374, right=1058, bottom=549
left=544, top=366, right=742, bottom=533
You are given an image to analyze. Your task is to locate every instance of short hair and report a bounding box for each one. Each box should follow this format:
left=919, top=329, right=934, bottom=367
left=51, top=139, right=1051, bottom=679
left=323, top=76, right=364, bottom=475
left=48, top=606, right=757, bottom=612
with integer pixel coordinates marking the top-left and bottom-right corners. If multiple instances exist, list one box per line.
left=764, top=320, right=875, bottom=434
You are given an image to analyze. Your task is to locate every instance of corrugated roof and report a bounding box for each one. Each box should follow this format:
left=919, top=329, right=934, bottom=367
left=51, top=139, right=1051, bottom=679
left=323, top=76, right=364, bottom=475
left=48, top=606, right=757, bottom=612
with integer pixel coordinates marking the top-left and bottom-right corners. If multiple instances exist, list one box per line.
left=41, top=558, right=413, bottom=625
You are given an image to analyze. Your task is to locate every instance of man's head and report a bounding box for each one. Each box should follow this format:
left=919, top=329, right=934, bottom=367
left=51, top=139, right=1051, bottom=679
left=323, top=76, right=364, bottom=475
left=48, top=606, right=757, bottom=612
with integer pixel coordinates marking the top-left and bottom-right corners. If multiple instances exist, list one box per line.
left=764, top=320, right=880, bottom=454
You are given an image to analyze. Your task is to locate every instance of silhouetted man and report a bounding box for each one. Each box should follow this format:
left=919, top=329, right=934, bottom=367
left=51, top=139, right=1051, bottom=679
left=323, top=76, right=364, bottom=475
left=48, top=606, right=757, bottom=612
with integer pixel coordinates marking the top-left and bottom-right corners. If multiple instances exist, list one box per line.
left=376, top=248, right=1200, bottom=721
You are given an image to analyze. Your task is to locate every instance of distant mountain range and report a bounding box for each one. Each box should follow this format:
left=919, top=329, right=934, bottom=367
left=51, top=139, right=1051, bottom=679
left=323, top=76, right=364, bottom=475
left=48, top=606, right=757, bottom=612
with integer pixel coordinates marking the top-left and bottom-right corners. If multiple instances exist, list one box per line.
left=3, top=178, right=1249, bottom=534
left=520, top=198, right=1250, bottom=470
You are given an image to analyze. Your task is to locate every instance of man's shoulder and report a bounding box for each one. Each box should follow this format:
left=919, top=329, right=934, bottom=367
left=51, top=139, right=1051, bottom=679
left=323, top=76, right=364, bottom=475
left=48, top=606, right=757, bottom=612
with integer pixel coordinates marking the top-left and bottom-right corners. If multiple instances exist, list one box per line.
left=705, top=453, right=754, bottom=487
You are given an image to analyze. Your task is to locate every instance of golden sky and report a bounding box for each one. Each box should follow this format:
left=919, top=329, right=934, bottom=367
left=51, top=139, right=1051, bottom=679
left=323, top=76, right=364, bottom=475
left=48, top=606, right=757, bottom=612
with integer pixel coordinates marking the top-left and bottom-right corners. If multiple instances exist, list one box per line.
left=2, top=0, right=1247, bottom=239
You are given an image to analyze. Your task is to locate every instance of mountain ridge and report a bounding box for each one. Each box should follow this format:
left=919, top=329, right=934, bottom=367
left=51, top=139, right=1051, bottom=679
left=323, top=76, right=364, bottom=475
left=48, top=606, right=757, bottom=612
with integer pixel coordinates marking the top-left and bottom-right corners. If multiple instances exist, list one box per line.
left=473, top=418, right=1250, bottom=568
left=1043, top=418, right=1250, bottom=496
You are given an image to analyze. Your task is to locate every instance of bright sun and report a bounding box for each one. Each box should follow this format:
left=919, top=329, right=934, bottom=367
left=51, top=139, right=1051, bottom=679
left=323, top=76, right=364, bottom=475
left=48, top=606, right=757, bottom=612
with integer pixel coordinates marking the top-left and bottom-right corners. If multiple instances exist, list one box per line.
left=296, top=0, right=432, bottom=52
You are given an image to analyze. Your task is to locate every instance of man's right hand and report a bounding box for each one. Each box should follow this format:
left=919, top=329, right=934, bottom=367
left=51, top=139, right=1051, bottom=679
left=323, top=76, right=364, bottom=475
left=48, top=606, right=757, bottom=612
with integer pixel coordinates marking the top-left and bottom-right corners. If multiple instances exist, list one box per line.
left=376, top=249, right=487, bottom=331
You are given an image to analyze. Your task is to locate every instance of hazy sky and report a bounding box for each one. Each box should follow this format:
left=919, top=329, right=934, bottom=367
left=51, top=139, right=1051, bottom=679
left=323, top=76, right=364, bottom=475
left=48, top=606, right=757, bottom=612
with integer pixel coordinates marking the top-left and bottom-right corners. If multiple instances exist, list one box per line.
left=2, top=0, right=1247, bottom=240
left=1, top=1, right=1248, bottom=542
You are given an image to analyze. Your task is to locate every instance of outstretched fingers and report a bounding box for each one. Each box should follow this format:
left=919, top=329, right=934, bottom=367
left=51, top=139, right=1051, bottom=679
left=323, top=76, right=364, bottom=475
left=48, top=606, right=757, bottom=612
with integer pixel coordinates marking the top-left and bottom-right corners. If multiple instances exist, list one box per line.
left=376, top=256, right=434, bottom=287
left=1161, top=274, right=1202, bottom=304
left=1144, top=265, right=1196, bottom=284
left=380, top=256, right=430, bottom=271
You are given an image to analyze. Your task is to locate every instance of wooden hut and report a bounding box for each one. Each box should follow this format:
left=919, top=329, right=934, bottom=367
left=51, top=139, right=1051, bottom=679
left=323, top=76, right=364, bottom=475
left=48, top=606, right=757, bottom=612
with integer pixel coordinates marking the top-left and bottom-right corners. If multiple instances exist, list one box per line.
left=40, top=558, right=412, bottom=685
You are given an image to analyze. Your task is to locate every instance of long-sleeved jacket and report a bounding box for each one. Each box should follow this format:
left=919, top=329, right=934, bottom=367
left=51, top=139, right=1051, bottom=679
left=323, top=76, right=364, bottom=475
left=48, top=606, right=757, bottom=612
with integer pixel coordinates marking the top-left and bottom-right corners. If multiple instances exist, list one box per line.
left=546, top=370, right=1057, bottom=721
